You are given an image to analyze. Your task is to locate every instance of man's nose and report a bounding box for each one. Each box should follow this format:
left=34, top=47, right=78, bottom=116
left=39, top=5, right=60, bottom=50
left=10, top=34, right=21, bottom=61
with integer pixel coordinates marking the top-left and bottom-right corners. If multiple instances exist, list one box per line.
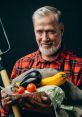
left=42, top=32, right=48, bottom=41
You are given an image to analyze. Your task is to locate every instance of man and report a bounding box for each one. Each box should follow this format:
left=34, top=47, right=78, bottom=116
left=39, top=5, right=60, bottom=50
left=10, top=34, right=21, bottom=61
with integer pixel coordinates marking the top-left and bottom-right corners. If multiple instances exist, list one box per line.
left=11, top=6, right=82, bottom=88
left=1, top=6, right=82, bottom=117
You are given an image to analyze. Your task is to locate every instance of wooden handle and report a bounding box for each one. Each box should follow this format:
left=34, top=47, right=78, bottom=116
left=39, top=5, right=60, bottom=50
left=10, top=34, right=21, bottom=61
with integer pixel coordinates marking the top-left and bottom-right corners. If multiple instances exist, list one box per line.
left=12, top=105, right=21, bottom=117
left=0, top=70, right=10, bottom=87
left=1, top=69, right=21, bottom=117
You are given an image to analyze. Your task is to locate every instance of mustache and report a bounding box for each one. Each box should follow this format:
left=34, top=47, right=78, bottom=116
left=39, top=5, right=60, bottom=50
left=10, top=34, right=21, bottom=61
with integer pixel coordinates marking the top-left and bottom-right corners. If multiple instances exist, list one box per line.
left=41, top=41, right=53, bottom=45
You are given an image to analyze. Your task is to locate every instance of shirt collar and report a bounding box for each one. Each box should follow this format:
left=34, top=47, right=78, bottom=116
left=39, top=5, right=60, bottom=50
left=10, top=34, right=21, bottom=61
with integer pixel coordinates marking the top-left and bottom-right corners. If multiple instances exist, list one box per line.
left=36, top=46, right=66, bottom=66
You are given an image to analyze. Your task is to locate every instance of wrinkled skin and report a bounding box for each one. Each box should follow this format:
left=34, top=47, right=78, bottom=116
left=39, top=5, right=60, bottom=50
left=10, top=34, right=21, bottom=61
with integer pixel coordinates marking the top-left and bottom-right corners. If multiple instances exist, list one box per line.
left=34, top=14, right=64, bottom=61
left=1, top=91, right=54, bottom=115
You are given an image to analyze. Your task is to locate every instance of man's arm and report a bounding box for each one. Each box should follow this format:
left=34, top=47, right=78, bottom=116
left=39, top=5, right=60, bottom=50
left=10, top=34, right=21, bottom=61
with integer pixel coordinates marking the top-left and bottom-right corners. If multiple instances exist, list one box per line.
left=61, top=80, right=82, bottom=105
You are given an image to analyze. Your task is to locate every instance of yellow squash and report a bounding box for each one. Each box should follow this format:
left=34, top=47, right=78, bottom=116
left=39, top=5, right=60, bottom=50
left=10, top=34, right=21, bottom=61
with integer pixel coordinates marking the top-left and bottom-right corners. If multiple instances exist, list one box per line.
left=41, top=72, right=67, bottom=86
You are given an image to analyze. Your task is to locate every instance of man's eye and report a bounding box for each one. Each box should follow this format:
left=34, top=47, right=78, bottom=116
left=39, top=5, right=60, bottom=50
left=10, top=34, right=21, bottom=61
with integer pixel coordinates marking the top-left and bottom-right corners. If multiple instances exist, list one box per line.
left=48, top=30, right=57, bottom=34
left=37, top=30, right=42, bottom=34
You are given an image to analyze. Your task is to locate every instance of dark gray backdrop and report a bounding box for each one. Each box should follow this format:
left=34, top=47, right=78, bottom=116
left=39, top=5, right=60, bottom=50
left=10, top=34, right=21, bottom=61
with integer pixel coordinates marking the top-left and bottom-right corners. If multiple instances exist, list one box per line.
left=0, top=0, right=82, bottom=78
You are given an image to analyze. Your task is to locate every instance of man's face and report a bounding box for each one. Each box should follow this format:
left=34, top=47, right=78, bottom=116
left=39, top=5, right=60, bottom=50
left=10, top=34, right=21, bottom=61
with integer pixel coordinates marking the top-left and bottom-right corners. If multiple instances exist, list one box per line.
left=34, top=15, right=64, bottom=57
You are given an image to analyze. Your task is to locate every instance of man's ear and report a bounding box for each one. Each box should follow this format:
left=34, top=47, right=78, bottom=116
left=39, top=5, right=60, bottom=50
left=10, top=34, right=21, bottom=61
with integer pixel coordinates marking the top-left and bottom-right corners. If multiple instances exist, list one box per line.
left=59, top=23, right=64, bottom=36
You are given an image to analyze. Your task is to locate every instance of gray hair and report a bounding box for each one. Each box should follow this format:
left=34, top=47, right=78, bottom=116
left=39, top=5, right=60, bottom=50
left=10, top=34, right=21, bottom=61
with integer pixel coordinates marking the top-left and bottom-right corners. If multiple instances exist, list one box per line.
left=32, top=6, right=62, bottom=24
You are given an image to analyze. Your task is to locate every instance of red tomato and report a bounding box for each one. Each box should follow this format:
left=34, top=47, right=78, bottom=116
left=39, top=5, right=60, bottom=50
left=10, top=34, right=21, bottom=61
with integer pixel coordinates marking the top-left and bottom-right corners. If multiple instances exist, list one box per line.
left=26, top=83, right=36, bottom=92
left=16, top=86, right=25, bottom=94
left=15, top=90, right=20, bottom=94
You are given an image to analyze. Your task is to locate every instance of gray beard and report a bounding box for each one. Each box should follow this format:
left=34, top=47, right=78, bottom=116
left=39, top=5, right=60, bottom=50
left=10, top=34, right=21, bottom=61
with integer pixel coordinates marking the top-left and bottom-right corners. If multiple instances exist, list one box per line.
left=39, top=39, right=61, bottom=56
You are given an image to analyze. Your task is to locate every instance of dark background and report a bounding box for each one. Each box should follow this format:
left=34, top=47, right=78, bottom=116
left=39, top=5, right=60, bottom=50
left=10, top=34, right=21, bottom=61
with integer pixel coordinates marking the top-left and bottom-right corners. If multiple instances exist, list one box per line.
left=0, top=0, right=82, bottom=79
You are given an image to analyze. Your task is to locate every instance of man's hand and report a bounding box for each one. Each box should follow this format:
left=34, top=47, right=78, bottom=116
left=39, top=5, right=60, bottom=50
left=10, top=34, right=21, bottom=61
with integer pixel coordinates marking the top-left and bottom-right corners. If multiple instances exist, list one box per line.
left=1, top=90, right=54, bottom=115
left=1, top=90, right=13, bottom=111
left=18, top=92, right=54, bottom=115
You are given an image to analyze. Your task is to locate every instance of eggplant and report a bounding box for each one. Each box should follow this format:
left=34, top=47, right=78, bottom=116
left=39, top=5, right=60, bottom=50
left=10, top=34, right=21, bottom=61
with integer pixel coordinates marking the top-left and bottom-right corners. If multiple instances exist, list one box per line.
left=20, top=70, right=42, bottom=87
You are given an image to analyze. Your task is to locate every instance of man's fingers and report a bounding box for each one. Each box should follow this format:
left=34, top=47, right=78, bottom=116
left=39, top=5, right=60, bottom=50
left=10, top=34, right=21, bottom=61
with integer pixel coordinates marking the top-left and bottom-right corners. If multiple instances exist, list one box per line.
left=5, top=100, right=12, bottom=105
left=9, top=94, right=22, bottom=101
left=24, top=103, right=33, bottom=109
left=41, top=96, right=48, bottom=100
left=1, top=91, right=8, bottom=98
left=1, top=97, right=12, bottom=108
left=41, top=96, right=51, bottom=104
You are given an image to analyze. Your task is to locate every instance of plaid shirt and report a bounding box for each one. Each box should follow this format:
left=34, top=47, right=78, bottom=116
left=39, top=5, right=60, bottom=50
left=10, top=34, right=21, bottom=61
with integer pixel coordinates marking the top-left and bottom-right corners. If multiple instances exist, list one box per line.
left=11, top=49, right=82, bottom=88
left=1, top=49, right=82, bottom=116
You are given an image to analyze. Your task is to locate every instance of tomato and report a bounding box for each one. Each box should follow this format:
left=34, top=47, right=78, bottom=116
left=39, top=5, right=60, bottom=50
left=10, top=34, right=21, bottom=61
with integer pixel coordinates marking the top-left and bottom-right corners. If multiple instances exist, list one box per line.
left=15, top=90, right=20, bottom=94
left=26, top=83, right=36, bottom=92
left=16, top=86, right=25, bottom=94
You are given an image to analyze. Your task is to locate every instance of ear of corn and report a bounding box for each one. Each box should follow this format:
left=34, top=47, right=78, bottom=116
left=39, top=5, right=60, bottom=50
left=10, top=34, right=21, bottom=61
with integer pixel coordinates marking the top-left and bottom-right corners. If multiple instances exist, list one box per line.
left=41, top=72, right=67, bottom=86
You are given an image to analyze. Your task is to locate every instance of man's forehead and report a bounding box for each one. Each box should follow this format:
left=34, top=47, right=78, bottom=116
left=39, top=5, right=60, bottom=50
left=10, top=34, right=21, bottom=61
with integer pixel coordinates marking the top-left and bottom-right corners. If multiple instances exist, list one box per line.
left=34, top=19, right=58, bottom=29
left=34, top=15, right=58, bottom=25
